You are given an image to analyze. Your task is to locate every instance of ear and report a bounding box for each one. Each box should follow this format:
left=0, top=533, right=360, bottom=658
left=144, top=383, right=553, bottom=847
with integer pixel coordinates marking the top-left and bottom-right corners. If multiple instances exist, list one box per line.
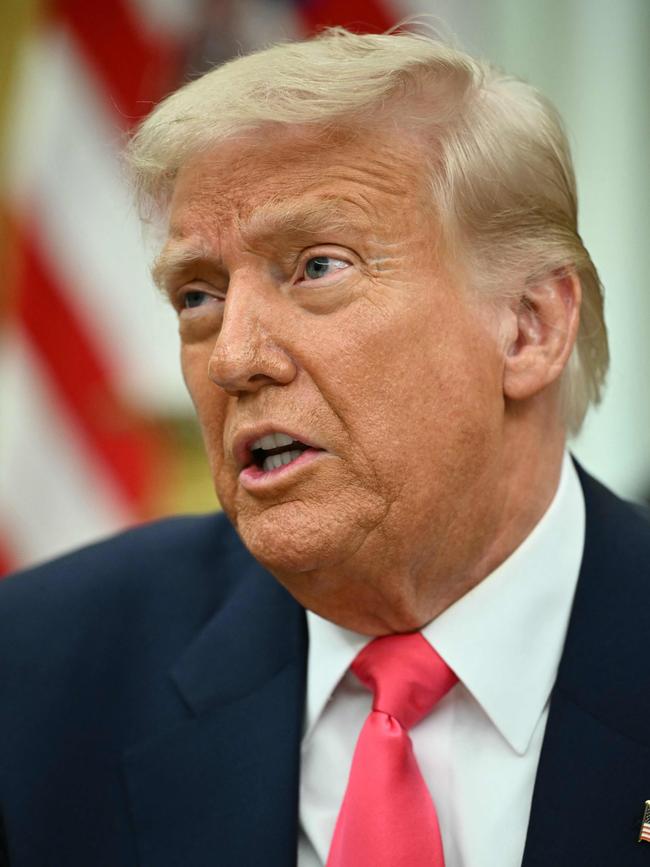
left=502, top=271, right=581, bottom=402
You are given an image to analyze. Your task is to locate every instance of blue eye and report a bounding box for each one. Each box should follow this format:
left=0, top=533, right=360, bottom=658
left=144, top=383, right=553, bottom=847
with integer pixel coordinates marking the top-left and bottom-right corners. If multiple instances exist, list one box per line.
left=303, top=256, right=349, bottom=281
left=183, top=290, right=207, bottom=309
left=305, top=257, right=332, bottom=279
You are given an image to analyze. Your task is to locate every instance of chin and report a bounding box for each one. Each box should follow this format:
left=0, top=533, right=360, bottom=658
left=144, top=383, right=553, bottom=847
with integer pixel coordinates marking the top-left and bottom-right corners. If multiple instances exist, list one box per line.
left=234, top=501, right=363, bottom=576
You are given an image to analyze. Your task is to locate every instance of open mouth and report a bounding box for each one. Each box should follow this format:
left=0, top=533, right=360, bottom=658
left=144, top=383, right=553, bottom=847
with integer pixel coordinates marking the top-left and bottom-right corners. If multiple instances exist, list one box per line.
left=249, top=432, right=314, bottom=473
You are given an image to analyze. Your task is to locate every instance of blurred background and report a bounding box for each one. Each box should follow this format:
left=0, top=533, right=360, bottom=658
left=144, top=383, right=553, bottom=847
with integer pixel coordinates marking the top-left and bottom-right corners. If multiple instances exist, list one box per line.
left=1, top=0, right=648, bottom=575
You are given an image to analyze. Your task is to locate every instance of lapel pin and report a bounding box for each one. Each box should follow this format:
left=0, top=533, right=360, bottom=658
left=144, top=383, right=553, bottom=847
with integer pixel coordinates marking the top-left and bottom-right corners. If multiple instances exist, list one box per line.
left=638, top=801, right=650, bottom=843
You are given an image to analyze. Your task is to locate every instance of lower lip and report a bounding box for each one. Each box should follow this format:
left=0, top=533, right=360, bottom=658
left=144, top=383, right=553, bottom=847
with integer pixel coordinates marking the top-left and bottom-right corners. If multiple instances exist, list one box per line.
left=239, top=448, right=325, bottom=491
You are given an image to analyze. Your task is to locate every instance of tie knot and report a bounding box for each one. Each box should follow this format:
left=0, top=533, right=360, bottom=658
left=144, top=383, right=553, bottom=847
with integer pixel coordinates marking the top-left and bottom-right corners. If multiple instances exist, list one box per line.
left=351, top=633, right=457, bottom=730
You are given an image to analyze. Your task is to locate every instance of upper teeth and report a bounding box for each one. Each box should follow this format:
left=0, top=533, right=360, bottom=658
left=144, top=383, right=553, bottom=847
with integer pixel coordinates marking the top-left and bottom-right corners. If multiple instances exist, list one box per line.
left=251, top=432, right=295, bottom=451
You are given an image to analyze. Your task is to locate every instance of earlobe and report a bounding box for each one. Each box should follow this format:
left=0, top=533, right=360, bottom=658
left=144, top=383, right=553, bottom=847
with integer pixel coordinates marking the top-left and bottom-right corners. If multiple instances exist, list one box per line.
left=502, top=271, right=581, bottom=402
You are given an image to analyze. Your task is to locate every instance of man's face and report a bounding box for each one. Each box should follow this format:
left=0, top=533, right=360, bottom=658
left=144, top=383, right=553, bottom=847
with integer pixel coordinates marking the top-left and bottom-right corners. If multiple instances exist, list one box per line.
left=159, top=127, right=509, bottom=632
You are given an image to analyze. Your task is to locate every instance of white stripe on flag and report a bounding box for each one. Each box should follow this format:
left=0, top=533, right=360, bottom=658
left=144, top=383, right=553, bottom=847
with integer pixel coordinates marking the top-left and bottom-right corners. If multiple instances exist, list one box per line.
left=0, top=328, right=128, bottom=567
left=6, top=30, right=189, bottom=415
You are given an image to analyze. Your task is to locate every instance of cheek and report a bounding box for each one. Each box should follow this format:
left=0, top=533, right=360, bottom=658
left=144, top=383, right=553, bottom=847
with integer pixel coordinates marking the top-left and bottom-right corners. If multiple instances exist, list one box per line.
left=181, top=345, right=228, bottom=465
left=340, top=311, right=502, bottom=488
left=180, top=342, right=204, bottom=398
left=181, top=343, right=217, bottom=418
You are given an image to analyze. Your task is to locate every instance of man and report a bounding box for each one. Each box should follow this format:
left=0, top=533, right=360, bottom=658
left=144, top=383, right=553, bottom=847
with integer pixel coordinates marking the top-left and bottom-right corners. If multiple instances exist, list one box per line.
left=0, top=27, right=648, bottom=867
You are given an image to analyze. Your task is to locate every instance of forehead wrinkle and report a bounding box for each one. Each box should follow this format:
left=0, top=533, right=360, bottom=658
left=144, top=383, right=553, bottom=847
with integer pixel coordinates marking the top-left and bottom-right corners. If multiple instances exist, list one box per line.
left=327, top=163, right=416, bottom=200
left=238, top=196, right=375, bottom=248
left=308, top=149, right=423, bottom=200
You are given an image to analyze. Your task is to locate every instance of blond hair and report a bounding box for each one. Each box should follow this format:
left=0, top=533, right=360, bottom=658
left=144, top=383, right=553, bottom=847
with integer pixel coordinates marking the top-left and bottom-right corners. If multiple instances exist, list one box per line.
left=127, top=26, right=608, bottom=433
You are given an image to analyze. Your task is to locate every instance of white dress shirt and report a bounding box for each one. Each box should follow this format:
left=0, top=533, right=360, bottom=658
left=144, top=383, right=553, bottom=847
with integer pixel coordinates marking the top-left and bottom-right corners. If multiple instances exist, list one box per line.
left=298, top=453, right=585, bottom=867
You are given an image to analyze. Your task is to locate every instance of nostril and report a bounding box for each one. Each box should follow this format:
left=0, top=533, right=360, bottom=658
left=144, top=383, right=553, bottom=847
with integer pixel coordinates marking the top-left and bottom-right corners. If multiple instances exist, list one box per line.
left=208, top=337, right=297, bottom=393
left=245, top=373, right=281, bottom=389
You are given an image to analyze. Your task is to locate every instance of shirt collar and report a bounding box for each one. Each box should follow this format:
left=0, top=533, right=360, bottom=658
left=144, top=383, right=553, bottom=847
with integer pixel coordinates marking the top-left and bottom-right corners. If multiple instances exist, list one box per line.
left=424, top=452, right=585, bottom=753
left=304, top=453, right=585, bottom=753
left=304, top=612, right=368, bottom=741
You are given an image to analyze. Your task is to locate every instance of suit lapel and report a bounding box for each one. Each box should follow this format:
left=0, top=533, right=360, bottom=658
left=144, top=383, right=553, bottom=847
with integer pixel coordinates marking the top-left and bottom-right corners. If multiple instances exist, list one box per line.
left=123, top=545, right=307, bottom=867
left=522, top=690, right=650, bottom=866
left=523, top=467, right=650, bottom=866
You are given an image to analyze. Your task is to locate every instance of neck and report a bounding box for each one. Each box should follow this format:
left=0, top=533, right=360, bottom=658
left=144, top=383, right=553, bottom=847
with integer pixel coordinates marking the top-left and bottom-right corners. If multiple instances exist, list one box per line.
left=465, top=424, right=566, bottom=605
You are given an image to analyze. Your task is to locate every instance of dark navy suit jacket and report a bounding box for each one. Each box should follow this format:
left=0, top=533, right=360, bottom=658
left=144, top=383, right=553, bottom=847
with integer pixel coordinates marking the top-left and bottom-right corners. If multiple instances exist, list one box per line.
left=0, top=467, right=649, bottom=866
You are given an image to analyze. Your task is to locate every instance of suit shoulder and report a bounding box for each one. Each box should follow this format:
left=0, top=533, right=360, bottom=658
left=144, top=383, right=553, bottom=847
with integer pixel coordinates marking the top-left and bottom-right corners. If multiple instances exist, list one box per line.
left=577, top=463, right=650, bottom=562
left=0, top=512, right=248, bottom=649
left=629, top=499, right=650, bottom=527
left=558, top=463, right=650, bottom=745
left=1, top=511, right=237, bottom=590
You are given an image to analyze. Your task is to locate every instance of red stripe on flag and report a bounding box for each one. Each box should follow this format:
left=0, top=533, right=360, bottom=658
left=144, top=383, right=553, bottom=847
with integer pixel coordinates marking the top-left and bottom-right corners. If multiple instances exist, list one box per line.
left=0, top=538, right=16, bottom=579
left=298, top=0, right=395, bottom=35
left=51, top=0, right=184, bottom=125
left=16, top=225, right=164, bottom=511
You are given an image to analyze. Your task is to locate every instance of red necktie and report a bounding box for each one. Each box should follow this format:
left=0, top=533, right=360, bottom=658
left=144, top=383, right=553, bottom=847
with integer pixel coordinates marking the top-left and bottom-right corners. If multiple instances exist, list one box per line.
left=326, top=633, right=457, bottom=867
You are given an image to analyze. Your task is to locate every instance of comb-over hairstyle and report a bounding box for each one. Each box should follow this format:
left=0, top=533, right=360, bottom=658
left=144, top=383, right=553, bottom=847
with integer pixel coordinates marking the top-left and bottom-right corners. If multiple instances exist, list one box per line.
left=127, top=26, right=608, bottom=433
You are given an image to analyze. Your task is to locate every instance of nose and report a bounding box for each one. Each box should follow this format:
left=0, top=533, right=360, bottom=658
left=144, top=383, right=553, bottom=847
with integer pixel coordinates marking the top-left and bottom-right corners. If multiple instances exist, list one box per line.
left=207, top=283, right=297, bottom=396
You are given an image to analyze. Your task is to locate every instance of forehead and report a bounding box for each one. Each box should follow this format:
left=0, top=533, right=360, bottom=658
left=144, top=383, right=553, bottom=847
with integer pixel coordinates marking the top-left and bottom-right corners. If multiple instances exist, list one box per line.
left=167, top=125, right=432, bottom=241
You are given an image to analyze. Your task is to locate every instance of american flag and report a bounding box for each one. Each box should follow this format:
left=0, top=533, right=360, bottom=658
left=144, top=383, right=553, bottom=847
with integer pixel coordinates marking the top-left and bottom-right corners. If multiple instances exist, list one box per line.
left=639, top=801, right=650, bottom=843
left=0, top=0, right=202, bottom=576
left=0, top=0, right=401, bottom=577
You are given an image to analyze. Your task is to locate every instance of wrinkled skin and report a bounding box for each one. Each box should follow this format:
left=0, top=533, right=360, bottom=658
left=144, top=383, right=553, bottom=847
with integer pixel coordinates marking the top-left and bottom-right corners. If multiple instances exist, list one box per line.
left=156, top=126, right=575, bottom=634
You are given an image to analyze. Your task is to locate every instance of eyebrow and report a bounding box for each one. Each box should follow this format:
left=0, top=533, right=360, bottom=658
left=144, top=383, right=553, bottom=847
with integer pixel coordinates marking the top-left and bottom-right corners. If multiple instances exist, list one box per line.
left=151, top=240, right=212, bottom=294
left=152, top=196, right=374, bottom=292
